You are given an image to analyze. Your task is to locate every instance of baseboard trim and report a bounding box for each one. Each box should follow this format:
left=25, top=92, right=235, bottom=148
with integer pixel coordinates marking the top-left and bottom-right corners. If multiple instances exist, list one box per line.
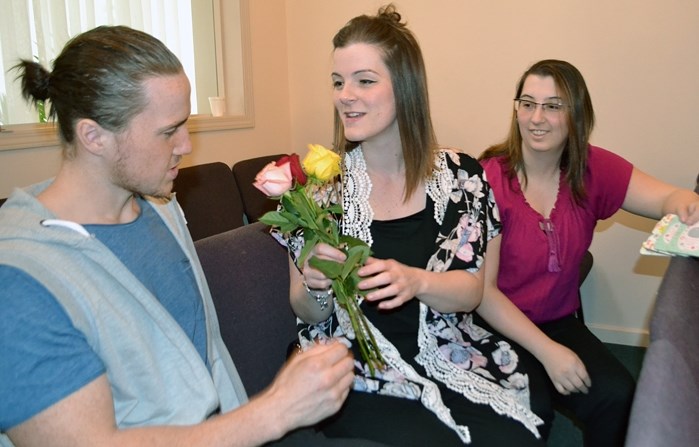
left=587, top=323, right=650, bottom=347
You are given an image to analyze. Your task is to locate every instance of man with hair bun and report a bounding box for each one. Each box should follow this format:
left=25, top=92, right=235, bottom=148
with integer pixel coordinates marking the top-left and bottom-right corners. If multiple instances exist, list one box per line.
left=0, top=25, right=384, bottom=447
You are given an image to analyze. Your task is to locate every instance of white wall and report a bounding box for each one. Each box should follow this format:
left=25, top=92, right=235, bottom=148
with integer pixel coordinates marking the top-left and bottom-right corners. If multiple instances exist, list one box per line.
left=284, top=0, right=699, bottom=346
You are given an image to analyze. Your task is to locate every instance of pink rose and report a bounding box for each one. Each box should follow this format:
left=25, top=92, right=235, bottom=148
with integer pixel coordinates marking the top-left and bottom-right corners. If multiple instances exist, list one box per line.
left=253, top=160, right=293, bottom=197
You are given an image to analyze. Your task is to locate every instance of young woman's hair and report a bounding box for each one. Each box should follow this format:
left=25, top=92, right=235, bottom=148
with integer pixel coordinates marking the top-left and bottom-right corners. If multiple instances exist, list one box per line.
left=479, top=59, right=595, bottom=203
left=332, top=4, right=438, bottom=200
left=13, top=25, right=183, bottom=158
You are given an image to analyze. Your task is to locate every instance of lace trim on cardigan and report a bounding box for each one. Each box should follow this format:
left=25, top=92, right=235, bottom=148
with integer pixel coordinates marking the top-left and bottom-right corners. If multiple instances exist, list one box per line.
left=337, top=147, right=542, bottom=441
left=341, top=147, right=374, bottom=245
left=341, top=146, right=452, bottom=242
left=425, top=148, right=452, bottom=224
left=415, top=304, right=543, bottom=437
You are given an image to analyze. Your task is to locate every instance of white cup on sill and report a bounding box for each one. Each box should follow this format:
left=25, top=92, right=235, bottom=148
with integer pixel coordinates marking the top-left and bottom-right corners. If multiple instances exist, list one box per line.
left=208, top=96, right=226, bottom=117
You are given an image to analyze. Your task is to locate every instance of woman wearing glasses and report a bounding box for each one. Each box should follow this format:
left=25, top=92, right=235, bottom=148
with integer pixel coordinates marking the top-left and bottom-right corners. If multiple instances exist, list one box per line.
left=478, top=59, right=699, bottom=446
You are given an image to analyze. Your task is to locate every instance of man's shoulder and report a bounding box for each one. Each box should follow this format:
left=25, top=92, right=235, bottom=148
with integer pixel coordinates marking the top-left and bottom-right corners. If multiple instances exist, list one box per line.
left=141, top=194, right=190, bottom=238
left=0, top=183, right=53, bottom=238
left=0, top=264, right=105, bottom=432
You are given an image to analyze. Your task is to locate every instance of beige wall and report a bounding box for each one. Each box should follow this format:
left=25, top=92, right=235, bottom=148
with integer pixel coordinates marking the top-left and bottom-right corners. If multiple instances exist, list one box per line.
left=284, top=0, right=699, bottom=346
left=0, top=0, right=292, bottom=197
left=1, top=0, right=698, bottom=346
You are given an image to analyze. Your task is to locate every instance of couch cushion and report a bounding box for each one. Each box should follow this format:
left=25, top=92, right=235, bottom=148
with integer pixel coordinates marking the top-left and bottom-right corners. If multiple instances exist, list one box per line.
left=173, top=162, right=245, bottom=241
left=194, top=222, right=295, bottom=396
left=232, top=154, right=284, bottom=223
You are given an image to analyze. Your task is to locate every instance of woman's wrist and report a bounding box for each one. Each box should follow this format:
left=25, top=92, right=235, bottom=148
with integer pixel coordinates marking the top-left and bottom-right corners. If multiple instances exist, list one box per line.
left=303, top=281, right=333, bottom=310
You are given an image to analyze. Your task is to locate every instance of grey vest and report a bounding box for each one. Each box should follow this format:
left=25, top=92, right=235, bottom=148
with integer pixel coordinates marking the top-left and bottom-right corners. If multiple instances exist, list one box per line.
left=0, top=182, right=247, bottom=445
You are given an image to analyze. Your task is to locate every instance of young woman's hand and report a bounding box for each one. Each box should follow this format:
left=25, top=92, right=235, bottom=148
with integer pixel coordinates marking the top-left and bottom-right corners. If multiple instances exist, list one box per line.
left=674, top=196, right=699, bottom=225
left=357, top=257, right=421, bottom=310
left=301, top=242, right=346, bottom=290
left=539, top=341, right=591, bottom=395
left=357, top=256, right=482, bottom=313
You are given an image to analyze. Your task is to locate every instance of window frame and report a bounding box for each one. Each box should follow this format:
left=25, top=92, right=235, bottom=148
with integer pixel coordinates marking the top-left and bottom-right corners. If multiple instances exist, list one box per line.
left=0, top=0, right=254, bottom=152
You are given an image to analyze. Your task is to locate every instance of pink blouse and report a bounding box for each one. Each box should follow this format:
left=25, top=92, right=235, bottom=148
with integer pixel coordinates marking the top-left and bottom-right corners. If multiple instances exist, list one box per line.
left=481, top=145, right=633, bottom=324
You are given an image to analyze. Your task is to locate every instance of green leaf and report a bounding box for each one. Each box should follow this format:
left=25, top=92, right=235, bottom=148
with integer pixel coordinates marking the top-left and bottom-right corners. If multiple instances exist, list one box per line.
left=308, top=256, right=343, bottom=279
left=280, top=194, right=299, bottom=214
left=290, top=194, right=319, bottom=229
left=344, top=244, right=371, bottom=269
left=303, top=228, right=317, bottom=243
left=351, top=243, right=371, bottom=259
left=326, top=203, right=343, bottom=214
left=315, top=214, right=328, bottom=229
left=341, top=248, right=364, bottom=279
left=279, top=210, right=303, bottom=227
left=277, top=221, right=300, bottom=233
left=339, top=235, right=371, bottom=250
left=258, top=211, right=291, bottom=227
left=298, top=234, right=319, bottom=266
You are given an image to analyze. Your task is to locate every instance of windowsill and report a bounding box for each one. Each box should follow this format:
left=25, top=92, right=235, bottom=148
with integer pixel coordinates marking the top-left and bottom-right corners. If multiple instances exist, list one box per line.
left=0, top=113, right=255, bottom=152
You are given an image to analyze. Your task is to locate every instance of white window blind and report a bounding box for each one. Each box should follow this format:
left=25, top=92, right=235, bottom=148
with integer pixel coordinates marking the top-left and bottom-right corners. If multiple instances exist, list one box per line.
left=0, top=0, right=198, bottom=126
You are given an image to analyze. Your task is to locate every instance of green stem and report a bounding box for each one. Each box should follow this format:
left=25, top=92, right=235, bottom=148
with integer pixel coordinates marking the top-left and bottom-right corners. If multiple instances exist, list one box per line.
left=335, top=282, right=385, bottom=376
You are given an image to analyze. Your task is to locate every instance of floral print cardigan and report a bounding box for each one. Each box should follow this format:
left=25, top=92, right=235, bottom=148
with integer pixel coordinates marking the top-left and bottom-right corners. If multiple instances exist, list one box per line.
left=276, top=147, right=542, bottom=443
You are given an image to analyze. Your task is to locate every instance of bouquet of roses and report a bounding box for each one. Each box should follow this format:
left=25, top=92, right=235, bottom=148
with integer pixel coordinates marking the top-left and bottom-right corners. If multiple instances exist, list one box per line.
left=254, top=144, right=385, bottom=375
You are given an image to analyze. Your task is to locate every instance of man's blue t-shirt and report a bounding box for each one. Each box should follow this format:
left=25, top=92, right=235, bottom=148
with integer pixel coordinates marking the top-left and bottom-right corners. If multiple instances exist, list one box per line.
left=0, top=198, right=206, bottom=430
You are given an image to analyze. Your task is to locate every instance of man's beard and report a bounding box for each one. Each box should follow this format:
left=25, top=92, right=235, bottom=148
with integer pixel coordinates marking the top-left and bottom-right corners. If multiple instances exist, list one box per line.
left=111, top=145, right=173, bottom=199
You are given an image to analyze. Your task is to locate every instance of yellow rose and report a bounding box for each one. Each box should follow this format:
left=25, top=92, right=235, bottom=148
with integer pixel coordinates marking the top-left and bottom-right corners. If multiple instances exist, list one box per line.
left=302, top=144, right=341, bottom=182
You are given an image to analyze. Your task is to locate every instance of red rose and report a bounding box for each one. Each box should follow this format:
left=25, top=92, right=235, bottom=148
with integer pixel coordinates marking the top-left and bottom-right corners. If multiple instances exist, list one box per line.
left=276, top=153, right=307, bottom=185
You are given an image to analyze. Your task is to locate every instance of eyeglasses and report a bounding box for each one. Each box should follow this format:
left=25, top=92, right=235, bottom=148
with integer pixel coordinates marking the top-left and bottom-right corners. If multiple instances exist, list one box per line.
left=514, top=98, right=568, bottom=114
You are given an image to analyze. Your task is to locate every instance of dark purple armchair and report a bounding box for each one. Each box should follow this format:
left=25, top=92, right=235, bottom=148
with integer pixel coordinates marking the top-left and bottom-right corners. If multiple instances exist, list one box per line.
left=625, top=174, right=699, bottom=446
